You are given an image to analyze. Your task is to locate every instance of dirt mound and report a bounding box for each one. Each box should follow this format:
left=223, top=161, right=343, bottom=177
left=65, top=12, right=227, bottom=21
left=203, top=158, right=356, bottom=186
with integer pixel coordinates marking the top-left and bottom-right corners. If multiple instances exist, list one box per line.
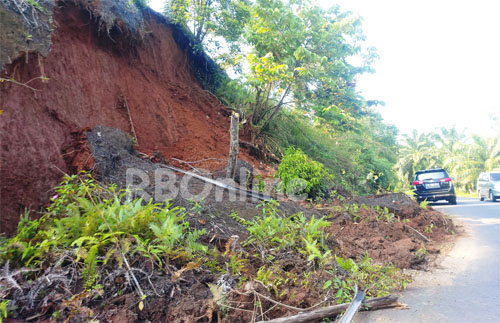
left=84, top=127, right=455, bottom=274
left=321, top=194, right=455, bottom=269
left=0, top=1, right=259, bottom=235
left=350, top=193, right=421, bottom=218
left=85, top=126, right=315, bottom=229
left=0, top=137, right=456, bottom=322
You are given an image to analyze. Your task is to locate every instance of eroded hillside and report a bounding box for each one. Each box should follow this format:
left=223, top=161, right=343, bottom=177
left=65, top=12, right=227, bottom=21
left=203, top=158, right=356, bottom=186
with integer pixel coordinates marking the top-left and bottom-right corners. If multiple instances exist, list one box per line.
left=0, top=0, right=258, bottom=235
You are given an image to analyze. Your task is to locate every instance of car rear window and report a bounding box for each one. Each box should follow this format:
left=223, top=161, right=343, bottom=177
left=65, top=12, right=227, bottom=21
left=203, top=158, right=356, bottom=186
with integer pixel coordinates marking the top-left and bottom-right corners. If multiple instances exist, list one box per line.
left=416, top=171, right=446, bottom=180
left=491, top=173, right=500, bottom=181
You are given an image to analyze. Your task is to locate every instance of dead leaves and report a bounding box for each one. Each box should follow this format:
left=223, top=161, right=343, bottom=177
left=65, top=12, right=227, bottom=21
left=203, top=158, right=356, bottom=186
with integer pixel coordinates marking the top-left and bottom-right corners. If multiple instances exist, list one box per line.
left=172, top=261, right=201, bottom=281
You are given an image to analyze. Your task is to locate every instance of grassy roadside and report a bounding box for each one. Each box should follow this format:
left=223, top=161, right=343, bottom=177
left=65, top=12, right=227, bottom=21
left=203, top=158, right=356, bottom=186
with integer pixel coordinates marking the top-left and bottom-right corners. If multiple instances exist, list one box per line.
left=456, top=190, right=476, bottom=198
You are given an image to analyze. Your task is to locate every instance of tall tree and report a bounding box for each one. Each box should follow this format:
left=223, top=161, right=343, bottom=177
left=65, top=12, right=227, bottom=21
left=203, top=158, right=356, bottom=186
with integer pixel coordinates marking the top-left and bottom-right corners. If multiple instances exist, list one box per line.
left=395, top=130, right=439, bottom=183
left=455, top=135, right=500, bottom=190
left=434, top=126, right=466, bottom=177
left=164, top=0, right=250, bottom=47
left=245, top=0, right=376, bottom=134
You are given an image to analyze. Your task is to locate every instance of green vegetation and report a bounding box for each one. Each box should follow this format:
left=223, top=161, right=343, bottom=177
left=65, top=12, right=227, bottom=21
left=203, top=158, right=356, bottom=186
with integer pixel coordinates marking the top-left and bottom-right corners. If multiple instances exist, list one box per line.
left=395, top=127, right=500, bottom=192
left=236, top=200, right=409, bottom=301
left=329, top=253, right=410, bottom=303
left=164, top=0, right=249, bottom=47
left=0, top=300, right=8, bottom=323
left=161, top=0, right=399, bottom=194
left=25, top=0, right=49, bottom=14
left=275, top=147, right=334, bottom=198
left=419, top=200, right=429, bottom=210
left=245, top=200, right=331, bottom=262
left=0, top=175, right=411, bottom=320
left=162, top=0, right=498, bottom=195
left=269, top=110, right=398, bottom=194
left=0, top=173, right=208, bottom=278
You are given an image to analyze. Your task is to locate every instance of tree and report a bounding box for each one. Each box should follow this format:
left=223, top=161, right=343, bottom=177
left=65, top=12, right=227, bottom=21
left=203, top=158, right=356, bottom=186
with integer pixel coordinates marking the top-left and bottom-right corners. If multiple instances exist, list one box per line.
left=244, top=0, right=376, bottom=135
left=163, top=0, right=399, bottom=193
left=395, top=127, right=500, bottom=192
left=455, top=135, right=500, bottom=190
left=163, top=0, right=250, bottom=47
left=395, top=130, right=439, bottom=183
left=433, top=126, right=466, bottom=179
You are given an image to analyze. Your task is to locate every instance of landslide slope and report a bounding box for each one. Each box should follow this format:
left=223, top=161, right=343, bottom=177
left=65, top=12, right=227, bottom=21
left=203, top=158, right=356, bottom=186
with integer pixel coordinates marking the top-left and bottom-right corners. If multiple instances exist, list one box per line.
left=0, top=0, right=253, bottom=235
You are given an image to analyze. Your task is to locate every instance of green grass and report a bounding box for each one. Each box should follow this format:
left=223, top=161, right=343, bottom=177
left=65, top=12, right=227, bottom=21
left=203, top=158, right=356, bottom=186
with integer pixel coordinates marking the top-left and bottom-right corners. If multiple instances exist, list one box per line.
left=456, top=190, right=476, bottom=198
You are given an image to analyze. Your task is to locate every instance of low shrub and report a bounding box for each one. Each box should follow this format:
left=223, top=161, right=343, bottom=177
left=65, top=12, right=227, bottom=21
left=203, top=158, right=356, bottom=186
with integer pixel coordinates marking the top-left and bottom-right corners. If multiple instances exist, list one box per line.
left=275, top=147, right=334, bottom=199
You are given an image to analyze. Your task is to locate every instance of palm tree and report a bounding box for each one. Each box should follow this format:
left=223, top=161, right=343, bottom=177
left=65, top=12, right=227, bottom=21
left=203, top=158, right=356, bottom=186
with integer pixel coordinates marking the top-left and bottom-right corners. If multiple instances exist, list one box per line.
left=395, top=130, right=440, bottom=183
left=433, top=126, right=466, bottom=188
left=455, top=135, right=500, bottom=191
left=435, top=126, right=466, bottom=156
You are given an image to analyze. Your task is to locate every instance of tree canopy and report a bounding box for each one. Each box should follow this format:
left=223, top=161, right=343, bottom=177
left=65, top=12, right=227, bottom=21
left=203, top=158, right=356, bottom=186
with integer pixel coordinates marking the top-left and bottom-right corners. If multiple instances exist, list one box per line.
left=395, top=127, right=500, bottom=192
left=161, top=0, right=401, bottom=193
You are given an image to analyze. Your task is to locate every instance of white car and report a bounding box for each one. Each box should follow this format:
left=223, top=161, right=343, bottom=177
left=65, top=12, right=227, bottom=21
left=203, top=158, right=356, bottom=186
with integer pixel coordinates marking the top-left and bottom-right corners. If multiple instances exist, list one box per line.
left=477, top=172, right=500, bottom=202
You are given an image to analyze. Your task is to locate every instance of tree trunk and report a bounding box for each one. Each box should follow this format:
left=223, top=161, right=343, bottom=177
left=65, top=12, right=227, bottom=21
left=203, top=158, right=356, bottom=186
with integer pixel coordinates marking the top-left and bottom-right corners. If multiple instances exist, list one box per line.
left=257, top=83, right=292, bottom=136
left=227, top=112, right=239, bottom=179
left=257, top=295, right=402, bottom=323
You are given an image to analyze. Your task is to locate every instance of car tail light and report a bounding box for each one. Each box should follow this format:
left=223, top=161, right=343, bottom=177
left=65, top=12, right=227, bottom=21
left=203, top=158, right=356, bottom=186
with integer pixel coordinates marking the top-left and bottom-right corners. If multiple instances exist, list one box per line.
left=412, top=180, right=423, bottom=185
left=440, top=177, right=452, bottom=182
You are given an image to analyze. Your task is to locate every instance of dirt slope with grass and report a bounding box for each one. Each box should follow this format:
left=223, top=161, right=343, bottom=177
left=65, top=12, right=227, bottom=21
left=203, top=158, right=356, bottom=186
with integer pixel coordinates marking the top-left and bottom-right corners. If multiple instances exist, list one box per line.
left=0, top=161, right=456, bottom=322
left=0, top=2, right=459, bottom=322
left=0, top=0, right=261, bottom=235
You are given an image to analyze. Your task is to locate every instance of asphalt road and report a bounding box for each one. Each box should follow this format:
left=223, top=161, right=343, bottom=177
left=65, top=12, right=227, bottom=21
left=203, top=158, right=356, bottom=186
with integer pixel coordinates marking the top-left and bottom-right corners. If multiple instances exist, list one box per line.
left=355, top=197, right=500, bottom=323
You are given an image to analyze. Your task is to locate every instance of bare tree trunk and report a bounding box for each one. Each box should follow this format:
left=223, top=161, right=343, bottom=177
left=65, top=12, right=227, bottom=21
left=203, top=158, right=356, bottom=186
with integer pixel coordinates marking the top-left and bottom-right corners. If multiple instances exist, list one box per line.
left=257, top=83, right=292, bottom=136
left=227, top=112, right=239, bottom=179
left=257, top=295, right=402, bottom=323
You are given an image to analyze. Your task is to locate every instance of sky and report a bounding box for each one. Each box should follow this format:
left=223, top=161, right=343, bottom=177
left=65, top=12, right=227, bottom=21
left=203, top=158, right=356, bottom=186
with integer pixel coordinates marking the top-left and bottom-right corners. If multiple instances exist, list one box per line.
left=148, top=0, right=500, bottom=138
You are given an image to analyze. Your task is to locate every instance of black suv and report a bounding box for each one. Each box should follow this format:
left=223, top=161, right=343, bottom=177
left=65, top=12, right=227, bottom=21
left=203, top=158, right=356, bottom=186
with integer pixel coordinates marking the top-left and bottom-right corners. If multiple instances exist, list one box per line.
left=412, top=168, right=457, bottom=205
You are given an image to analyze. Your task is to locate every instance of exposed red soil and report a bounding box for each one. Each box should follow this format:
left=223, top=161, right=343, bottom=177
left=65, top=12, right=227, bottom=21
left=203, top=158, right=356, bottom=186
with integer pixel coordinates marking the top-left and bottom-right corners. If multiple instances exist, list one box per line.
left=319, top=196, right=455, bottom=270
left=326, top=209, right=451, bottom=269
left=0, top=170, right=455, bottom=322
left=0, top=3, right=260, bottom=235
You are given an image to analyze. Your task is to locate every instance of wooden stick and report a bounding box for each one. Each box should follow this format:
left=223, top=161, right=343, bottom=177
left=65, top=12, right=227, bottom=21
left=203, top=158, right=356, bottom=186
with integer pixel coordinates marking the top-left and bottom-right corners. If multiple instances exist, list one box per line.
left=404, top=224, right=430, bottom=242
left=122, top=95, right=138, bottom=146
left=226, top=112, right=239, bottom=179
left=252, top=290, right=329, bottom=312
left=257, top=295, right=403, bottom=323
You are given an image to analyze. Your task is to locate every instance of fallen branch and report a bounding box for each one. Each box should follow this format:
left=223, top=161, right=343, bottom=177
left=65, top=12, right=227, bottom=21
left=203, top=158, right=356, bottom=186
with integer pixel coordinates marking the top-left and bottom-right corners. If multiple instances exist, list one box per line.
left=239, top=139, right=258, bottom=150
left=251, top=290, right=329, bottom=313
left=170, top=158, right=213, bottom=175
left=12, top=0, right=30, bottom=25
left=404, top=224, right=430, bottom=242
left=257, top=295, right=404, bottom=323
left=170, top=157, right=226, bottom=165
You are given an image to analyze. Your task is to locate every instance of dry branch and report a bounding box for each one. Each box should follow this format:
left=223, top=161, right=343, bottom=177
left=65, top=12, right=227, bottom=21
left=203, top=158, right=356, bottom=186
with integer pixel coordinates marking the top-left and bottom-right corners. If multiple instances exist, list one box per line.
left=257, top=295, right=404, bottom=323
left=0, top=77, right=43, bottom=92
left=404, top=224, right=430, bottom=242
left=122, top=95, right=138, bottom=146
